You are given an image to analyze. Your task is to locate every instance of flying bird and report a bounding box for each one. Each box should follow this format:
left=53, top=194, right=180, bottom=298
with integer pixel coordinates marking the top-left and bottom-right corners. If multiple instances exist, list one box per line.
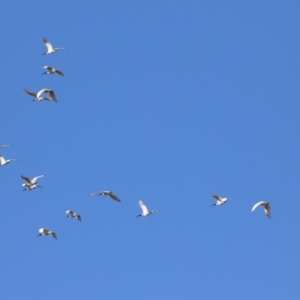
left=0, top=155, right=16, bottom=166
left=24, top=88, right=57, bottom=102
left=21, top=175, right=44, bottom=191
left=37, top=228, right=57, bottom=240
left=251, top=201, right=271, bottom=219
left=0, top=144, right=10, bottom=149
left=211, top=194, right=228, bottom=206
left=66, top=210, right=82, bottom=221
left=136, top=200, right=159, bottom=218
left=90, top=191, right=121, bottom=202
left=42, top=66, right=64, bottom=76
left=42, top=38, right=65, bottom=55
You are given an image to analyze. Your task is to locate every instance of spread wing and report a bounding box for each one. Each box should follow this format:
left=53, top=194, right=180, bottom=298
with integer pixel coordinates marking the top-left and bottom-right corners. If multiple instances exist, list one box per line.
left=251, top=201, right=265, bottom=212
left=109, top=192, right=120, bottom=202
left=21, top=175, right=32, bottom=184
left=55, top=69, right=64, bottom=76
left=90, top=191, right=101, bottom=196
left=139, top=200, right=149, bottom=215
left=31, top=175, right=44, bottom=184
left=212, top=194, right=221, bottom=201
left=0, top=156, right=5, bottom=164
left=43, top=38, right=54, bottom=52
left=24, top=89, right=36, bottom=97
left=264, top=203, right=271, bottom=219
left=50, top=232, right=57, bottom=240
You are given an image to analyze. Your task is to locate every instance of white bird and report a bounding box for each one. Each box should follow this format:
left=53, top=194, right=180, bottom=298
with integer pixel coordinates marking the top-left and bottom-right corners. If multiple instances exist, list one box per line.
left=211, top=194, right=228, bottom=206
left=0, top=144, right=10, bottom=149
left=66, top=210, right=82, bottom=221
left=251, top=201, right=271, bottom=219
left=24, top=88, right=57, bottom=102
left=90, top=191, right=121, bottom=202
left=136, top=200, right=159, bottom=218
left=42, top=38, right=65, bottom=55
left=42, top=66, right=64, bottom=76
left=37, top=228, right=57, bottom=239
left=23, top=183, right=41, bottom=191
left=0, top=155, right=16, bottom=166
left=21, top=175, right=44, bottom=191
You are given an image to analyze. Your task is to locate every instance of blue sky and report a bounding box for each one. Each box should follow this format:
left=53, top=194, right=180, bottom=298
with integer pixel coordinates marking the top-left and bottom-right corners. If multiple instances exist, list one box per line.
left=0, top=1, right=300, bottom=299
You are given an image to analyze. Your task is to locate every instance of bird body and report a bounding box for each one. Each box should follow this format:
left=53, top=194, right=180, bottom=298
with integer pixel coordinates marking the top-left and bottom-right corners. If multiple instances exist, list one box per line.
left=211, top=194, right=228, bottom=206
left=42, top=38, right=65, bottom=55
left=0, top=155, right=16, bottom=166
left=24, top=88, right=57, bottom=102
left=136, top=200, right=159, bottom=218
left=90, top=190, right=121, bottom=202
left=37, top=228, right=57, bottom=239
left=251, top=201, right=271, bottom=219
left=42, top=66, right=64, bottom=76
left=66, top=210, right=82, bottom=221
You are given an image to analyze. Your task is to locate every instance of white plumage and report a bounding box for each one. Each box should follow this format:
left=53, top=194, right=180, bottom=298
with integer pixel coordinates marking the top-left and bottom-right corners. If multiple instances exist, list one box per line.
left=251, top=201, right=271, bottom=219
left=42, top=38, right=65, bottom=55
left=0, top=155, right=16, bottom=166
left=136, top=200, right=159, bottom=218
left=211, top=194, right=228, bottom=206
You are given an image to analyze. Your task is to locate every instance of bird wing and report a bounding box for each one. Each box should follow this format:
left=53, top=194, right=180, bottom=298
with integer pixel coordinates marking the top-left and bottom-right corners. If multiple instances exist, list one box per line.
left=251, top=201, right=265, bottom=212
left=21, top=175, right=32, bottom=184
left=109, top=192, right=120, bottom=202
left=0, top=156, right=5, bottom=165
left=212, top=194, right=221, bottom=201
left=24, top=89, right=36, bottom=97
left=139, top=200, right=149, bottom=215
left=264, top=203, right=271, bottom=219
left=43, top=38, right=54, bottom=52
left=31, top=175, right=44, bottom=184
left=36, top=89, right=48, bottom=99
left=90, top=192, right=101, bottom=196
left=50, top=232, right=57, bottom=240
left=55, top=69, right=64, bottom=76
left=47, top=90, right=57, bottom=102
left=76, top=215, right=82, bottom=221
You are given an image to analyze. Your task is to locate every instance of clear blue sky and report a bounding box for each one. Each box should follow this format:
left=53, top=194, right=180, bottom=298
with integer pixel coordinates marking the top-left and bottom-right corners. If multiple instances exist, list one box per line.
left=1, top=1, right=300, bottom=299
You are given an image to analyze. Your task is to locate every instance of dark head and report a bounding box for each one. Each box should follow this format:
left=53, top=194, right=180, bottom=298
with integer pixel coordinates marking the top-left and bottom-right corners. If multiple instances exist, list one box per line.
left=36, top=234, right=42, bottom=238
left=136, top=214, right=142, bottom=218
left=210, top=203, right=216, bottom=207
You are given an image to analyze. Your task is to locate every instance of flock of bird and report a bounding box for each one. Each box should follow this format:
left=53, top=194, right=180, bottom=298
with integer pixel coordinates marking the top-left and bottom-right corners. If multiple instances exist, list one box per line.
left=0, top=38, right=272, bottom=240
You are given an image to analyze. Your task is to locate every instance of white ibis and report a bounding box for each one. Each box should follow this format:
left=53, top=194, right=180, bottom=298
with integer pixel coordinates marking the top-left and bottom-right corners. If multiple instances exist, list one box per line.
left=136, top=200, right=159, bottom=218
left=24, top=88, right=57, bottom=102
left=211, top=194, right=228, bottom=206
left=90, top=191, right=120, bottom=202
left=0, top=155, right=16, bottom=166
left=42, top=38, right=65, bottom=55
left=37, top=228, right=57, bottom=240
left=251, top=201, right=271, bottom=219
left=66, top=210, right=81, bottom=221
left=21, top=175, right=44, bottom=191
left=42, top=66, right=64, bottom=76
